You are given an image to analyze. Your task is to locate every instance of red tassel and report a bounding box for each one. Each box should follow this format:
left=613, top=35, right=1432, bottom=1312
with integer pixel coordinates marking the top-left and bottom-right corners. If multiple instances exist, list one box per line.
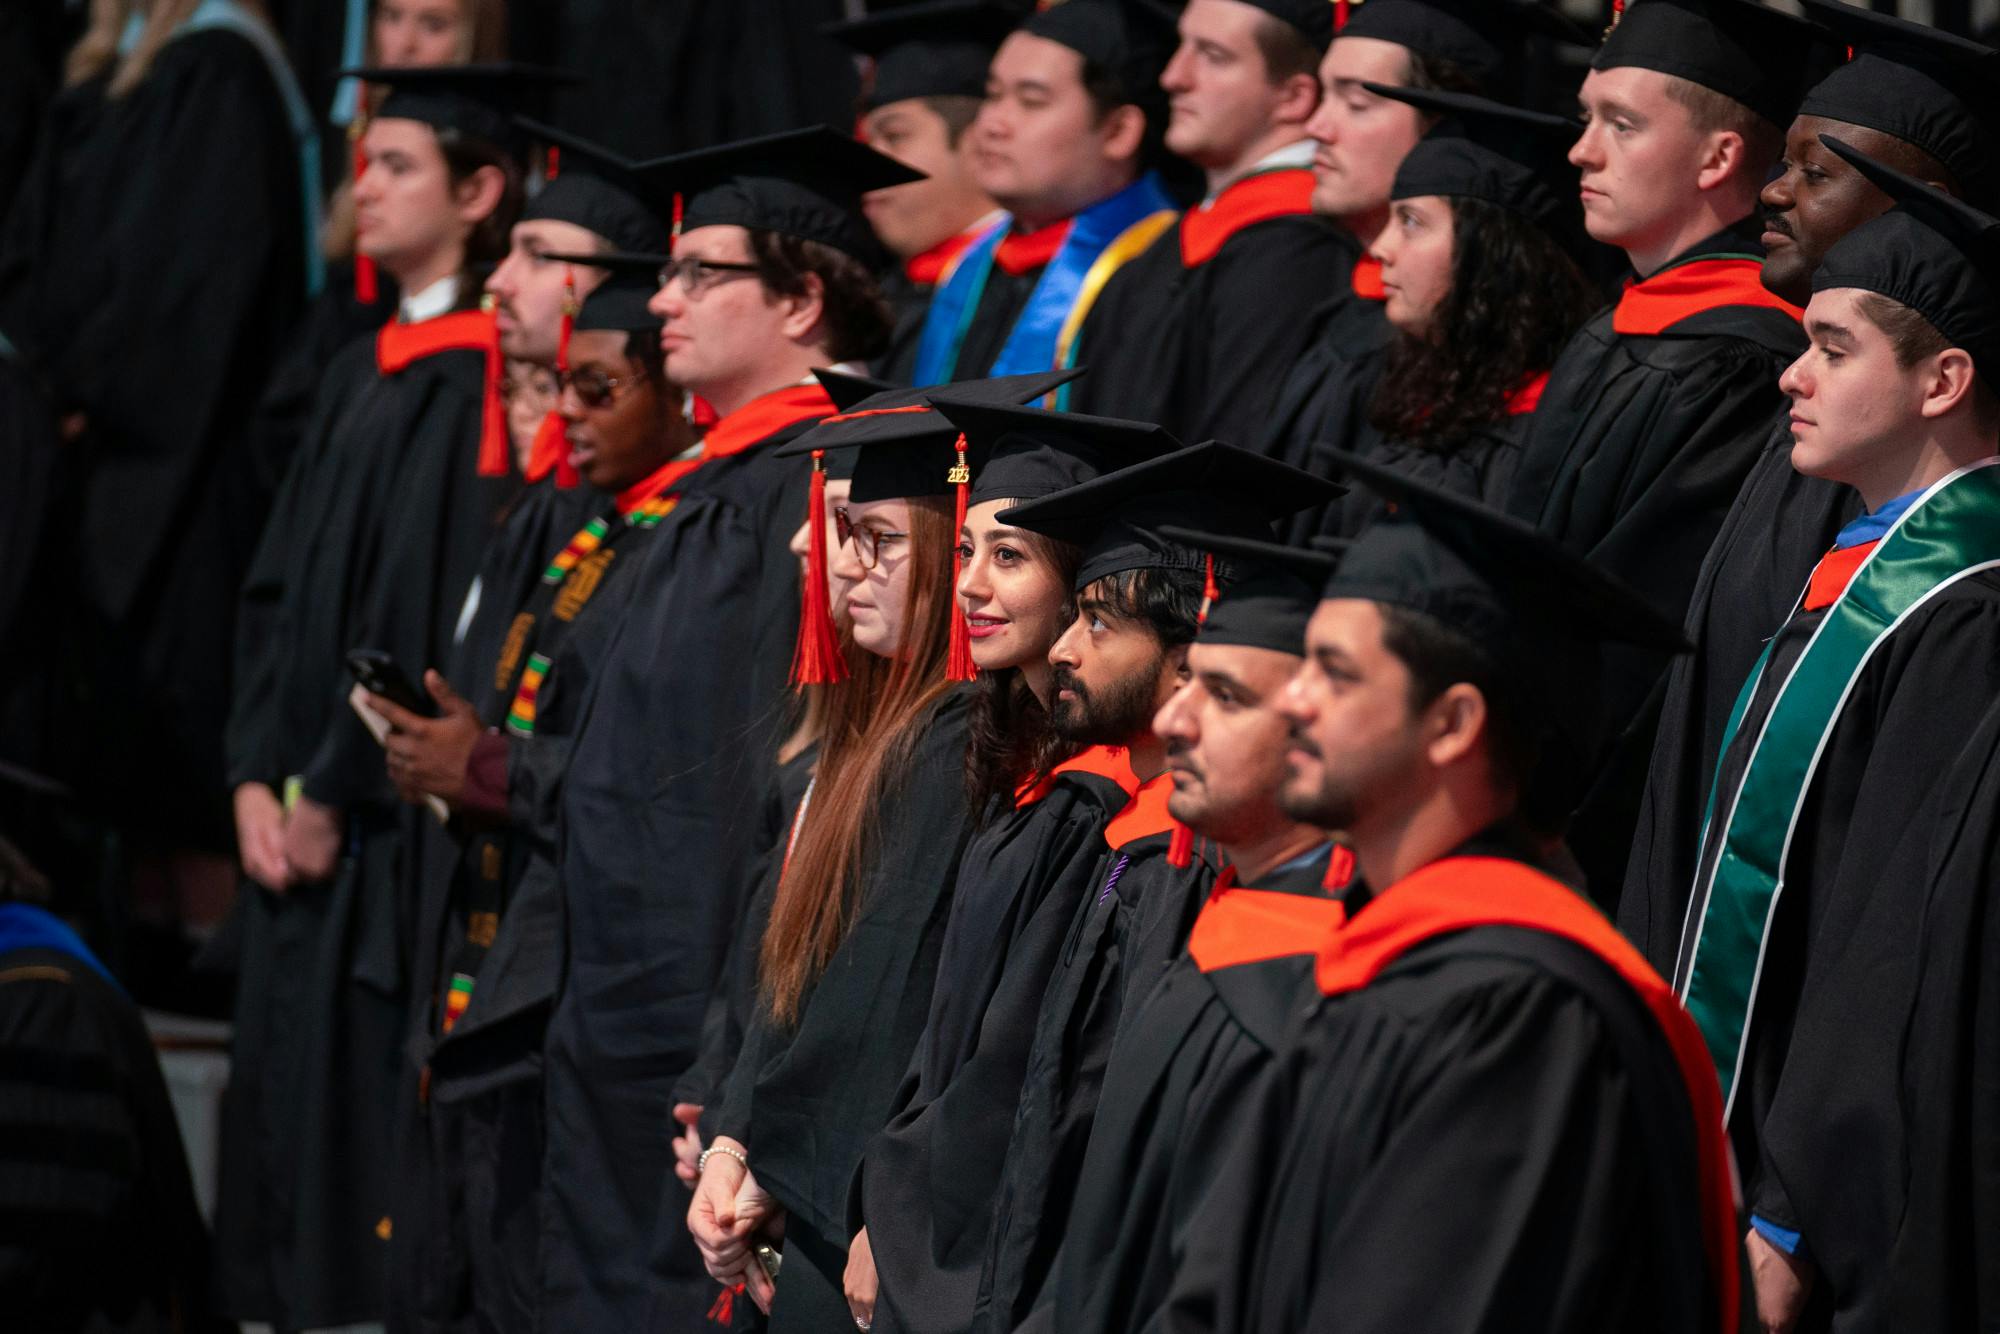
left=552, top=269, right=580, bottom=487
left=946, top=433, right=977, bottom=682
left=477, top=296, right=509, bottom=477
left=546, top=144, right=561, bottom=181
left=1323, top=843, right=1357, bottom=892
left=1197, top=552, right=1219, bottom=627
left=707, top=1282, right=742, bottom=1325
left=1167, top=822, right=1195, bottom=869
left=791, top=450, right=849, bottom=686
left=671, top=192, right=685, bottom=254
left=352, top=130, right=379, bottom=304
left=691, top=396, right=720, bottom=430
left=1335, top=0, right=1349, bottom=32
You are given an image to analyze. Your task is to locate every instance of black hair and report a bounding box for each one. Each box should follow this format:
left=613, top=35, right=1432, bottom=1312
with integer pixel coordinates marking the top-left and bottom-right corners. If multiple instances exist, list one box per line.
left=1251, top=13, right=1322, bottom=85
left=1080, top=56, right=1169, bottom=173
left=1085, top=564, right=1208, bottom=650
left=748, top=229, right=896, bottom=364
left=921, top=93, right=986, bottom=147
left=964, top=528, right=1085, bottom=816
left=1368, top=195, right=1600, bottom=449
left=438, top=128, right=525, bottom=269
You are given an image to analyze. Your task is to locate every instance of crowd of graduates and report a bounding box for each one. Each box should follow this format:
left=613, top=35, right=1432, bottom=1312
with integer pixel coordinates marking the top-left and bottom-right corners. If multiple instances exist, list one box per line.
left=5, top=0, right=2000, bottom=1331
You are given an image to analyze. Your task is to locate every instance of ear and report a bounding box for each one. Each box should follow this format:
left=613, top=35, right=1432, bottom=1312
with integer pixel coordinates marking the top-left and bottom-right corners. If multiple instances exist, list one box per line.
left=776, top=270, right=828, bottom=345
left=1273, top=70, right=1320, bottom=129
left=1099, top=102, right=1149, bottom=164
left=1693, top=129, right=1748, bottom=194
left=453, top=162, right=508, bottom=228
left=1918, top=346, right=1979, bottom=420
left=1423, top=682, right=1488, bottom=770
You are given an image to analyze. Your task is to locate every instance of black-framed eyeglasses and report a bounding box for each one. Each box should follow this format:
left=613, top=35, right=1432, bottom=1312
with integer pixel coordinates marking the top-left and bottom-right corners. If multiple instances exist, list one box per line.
left=833, top=506, right=908, bottom=570
left=559, top=366, right=643, bottom=410
left=656, top=255, right=761, bottom=298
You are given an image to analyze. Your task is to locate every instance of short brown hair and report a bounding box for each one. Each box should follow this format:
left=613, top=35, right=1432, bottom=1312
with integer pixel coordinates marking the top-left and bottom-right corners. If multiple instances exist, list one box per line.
left=1252, top=13, right=1322, bottom=85
left=747, top=229, right=895, bottom=364
left=921, top=93, right=985, bottom=146
left=440, top=128, right=525, bottom=268
left=1855, top=292, right=1952, bottom=369
left=1661, top=75, right=1785, bottom=178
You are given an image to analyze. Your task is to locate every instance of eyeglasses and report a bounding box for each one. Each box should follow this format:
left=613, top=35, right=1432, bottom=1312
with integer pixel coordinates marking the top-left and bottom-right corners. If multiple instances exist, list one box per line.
left=833, top=506, right=908, bottom=570
left=656, top=255, right=761, bottom=298
left=559, top=366, right=643, bottom=410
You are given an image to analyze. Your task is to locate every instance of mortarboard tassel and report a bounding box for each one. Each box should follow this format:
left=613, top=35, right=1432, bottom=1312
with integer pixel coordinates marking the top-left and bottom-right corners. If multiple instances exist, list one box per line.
left=1170, top=550, right=1222, bottom=869
left=546, top=144, right=561, bottom=181
left=791, top=450, right=850, bottom=686
left=707, top=1282, right=741, bottom=1325
left=477, top=293, right=510, bottom=477
left=1323, top=842, right=1357, bottom=891
left=552, top=266, right=580, bottom=487
left=946, top=433, right=978, bottom=682
left=1335, top=0, right=1350, bottom=33
left=1197, top=551, right=1219, bottom=626
left=351, top=121, right=379, bottom=304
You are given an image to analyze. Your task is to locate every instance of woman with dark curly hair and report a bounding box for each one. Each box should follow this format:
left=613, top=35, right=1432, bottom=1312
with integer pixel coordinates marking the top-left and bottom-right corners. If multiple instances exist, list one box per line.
left=1291, top=85, right=1603, bottom=540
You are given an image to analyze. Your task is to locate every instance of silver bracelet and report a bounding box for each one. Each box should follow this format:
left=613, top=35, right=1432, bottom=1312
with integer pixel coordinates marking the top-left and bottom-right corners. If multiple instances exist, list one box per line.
left=698, top=1143, right=748, bottom=1175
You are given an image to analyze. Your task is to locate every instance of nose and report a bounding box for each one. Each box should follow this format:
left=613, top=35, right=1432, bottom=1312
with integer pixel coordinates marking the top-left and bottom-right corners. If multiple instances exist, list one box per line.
left=1779, top=351, right=1811, bottom=399
left=557, top=380, right=586, bottom=424
left=828, top=529, right=865, bottom=583
left=1761, top=170, right=1795, bottom=213
left=1047, top=615, right=1085, bottom=669
left=956, top=547, right=990, bottom=604
left=1305, top=97, right=1337, bottom=146
left=648, top=281, right=679, bottom=322
left=1161, top=43, right=1195, bottom=94
left=1368, top=222, right=1397, bottom=266
left=1567, top=124, right=1599, bottom=170
left=1152, top=679, right=1197, bottom=744
left=1278, top=666, right=1316, bottom=726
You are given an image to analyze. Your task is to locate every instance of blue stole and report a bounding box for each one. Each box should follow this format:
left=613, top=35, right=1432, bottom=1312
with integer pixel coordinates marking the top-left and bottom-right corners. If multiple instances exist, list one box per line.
left=0, top=903, right=119, bottom=989
left=122, top=0, right=326, bottom=297
left=913, top=173, right=1176, bottom=388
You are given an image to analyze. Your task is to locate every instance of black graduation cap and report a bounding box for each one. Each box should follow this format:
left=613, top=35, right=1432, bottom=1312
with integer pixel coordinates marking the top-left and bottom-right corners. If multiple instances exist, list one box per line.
left=537, top=248, right=672, bottom=275
left=1593, top=0, right=1839, bottom=130
left=1795, top=0, right=2000, bottom=211
left=825, top=0, right=1026, bottom=109
left=344, top=63, right=576, bottom=154
left=815, top=368, right=902, bottom=413
left=1365, top=84, right=1581, bottom=231
left=1022, top=0, right=1180, bottom=109
left=774, top=370, right=1083, bottom=501
left=515, top=118, right=672, bottom=255
left=570, top=272, right=661, bottom=334
left=625, top=128, right=924, bottom=261
left=1338, top=0, right=1589, bottom=82
left=1232, top=0, right=1336, bottom=52
left=924, top=396, right=1178, bottom=508
left=1157, top=526, right=1336, bottom=655
left=1816, top=134, right=2000, bottom=378
left=998, top=442, right=1345, bottom=589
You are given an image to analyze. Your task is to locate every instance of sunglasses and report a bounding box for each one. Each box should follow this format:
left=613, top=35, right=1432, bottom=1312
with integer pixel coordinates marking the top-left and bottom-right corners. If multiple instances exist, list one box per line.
left=559, top=366, right=645, bottom=410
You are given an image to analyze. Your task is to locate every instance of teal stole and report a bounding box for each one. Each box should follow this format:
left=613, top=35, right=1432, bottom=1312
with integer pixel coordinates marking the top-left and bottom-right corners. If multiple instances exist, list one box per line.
left=1678, top=458, right=2000, bottom=1111
left=911, top=172, right=1176, bottom=395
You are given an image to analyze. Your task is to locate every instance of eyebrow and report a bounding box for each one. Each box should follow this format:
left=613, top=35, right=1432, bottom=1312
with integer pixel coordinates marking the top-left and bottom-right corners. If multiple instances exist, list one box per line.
left=1583, top=98, right=1643, bottom=123
left=1198, top=668, right=1252, bottom=699
left=1806, top=319, right=1854, bottom=342
left=1328, top=77, right=1376, bottom=97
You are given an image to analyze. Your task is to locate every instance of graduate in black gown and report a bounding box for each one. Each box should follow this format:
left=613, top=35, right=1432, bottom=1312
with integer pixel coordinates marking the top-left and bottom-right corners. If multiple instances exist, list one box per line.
left=1622, top=0, right=2000, bottom=945
left=908, top=0, right=1179, bottom=389
left=536, top=129, right=914, bottom=1331
left=1167, top=456, right=1735, bottom=1334
left=1028, top=531, right=1337, bottom=1334
left=1664, top=148, right=2000, bottom=1333
left=0, top=865, right=222, bottom=1333
left=967, top=442, right=1339, bottom=1331
left=0, top=0, right=316, bottom=839
left=824, top=0, right=1011, bottom=385
left=365, top=266, right=694, bottom=1334
left=1286, top=84, right=1600, bottom=542
left=1064, top=0, right=1345, bottom=445
left=845, top=399, right=1179, bottom=1334
left=1501, top=0, right=1840, bottom=900
left=688, top=384, right=1052, bottom=1332
left=1251, top=0, right=1586, bottom=470
left=216, top=63, right=538, bottom=1332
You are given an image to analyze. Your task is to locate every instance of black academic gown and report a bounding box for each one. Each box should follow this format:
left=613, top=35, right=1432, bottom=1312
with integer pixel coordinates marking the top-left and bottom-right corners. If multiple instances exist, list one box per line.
left=390, top=485, right=670, bottom=1334
left=538, top=400, right=821, bottom=1333
left=853, top=756, right=1135, bottom=1334
left=0, top=934, right=223, bottom=1333
left=710, top=691, right=979, bottom=1333
left=1504, top=221, right=1805, bottom=902
left=1673, top=569, right=2000, bottom=1327
left=875, top=268, right=933, bottom=387
left=1619, top=427, right=1856, bottom=960
left=1755, top=695, right=2000, bottom=1329
left=1029, top=849, right=1334, bottom=1334
left=970, top=779, right=1218, bottom=1333
left=0, top=22, right=308, bottom=841
left=1168, top=836, right=1717, bottom=1334
left=1252, top=243, right=1390, bottom=472
left=217, top=320, right=515, bottom=1331
left=1065, top=179, right=1348, bottom=445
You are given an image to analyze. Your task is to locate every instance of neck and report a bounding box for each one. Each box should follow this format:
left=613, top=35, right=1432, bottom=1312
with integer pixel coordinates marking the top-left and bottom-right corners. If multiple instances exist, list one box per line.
left=387, top=246, right=463, bottom=299
left=1350, top=776, right=1509, bottom=893
left=906, top=200, right=1000, bottom=261
left=1625, top=196, right=1751, bottom=279
left=1020, top=659, right=1055, bottom=708
left=700, top=351, right=828, bottom=419
left=1206, top=129, right=1306, bottom=195
left=1222, top=821, right=1326, bottom=886
left=1125, top=729, right=1169, bottom=783
left=1007, top=168, right=1138, bottom=233
left=1845, top=422, right=1997, bottom=511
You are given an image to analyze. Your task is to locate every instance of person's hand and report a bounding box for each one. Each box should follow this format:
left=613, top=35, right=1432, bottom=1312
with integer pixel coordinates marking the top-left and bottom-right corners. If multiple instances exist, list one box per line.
left=844, top=1226, right=878, bottom=1330
left=672, top=1103, right=704, bottom=1188
left=372, top=670, right=480, bottom=803
left=1746, top=1227, right=1815, bottom=1333
left=233, top=783, right=290, bottom=891
left=281, top=795, right=344, bottom=884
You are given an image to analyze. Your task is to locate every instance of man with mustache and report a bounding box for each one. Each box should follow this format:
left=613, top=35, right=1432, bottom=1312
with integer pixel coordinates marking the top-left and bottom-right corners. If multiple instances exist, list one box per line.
left=969, top=441, right=1336, bottom=1330
left=1624, top=2, right=2000, bottom=958
left=1026, top=530, right=1338, bottom=1334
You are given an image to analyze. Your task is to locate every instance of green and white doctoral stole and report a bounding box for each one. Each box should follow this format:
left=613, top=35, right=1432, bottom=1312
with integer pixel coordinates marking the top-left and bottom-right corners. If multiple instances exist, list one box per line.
left=1677, top=458, right=2000, bottom=1114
